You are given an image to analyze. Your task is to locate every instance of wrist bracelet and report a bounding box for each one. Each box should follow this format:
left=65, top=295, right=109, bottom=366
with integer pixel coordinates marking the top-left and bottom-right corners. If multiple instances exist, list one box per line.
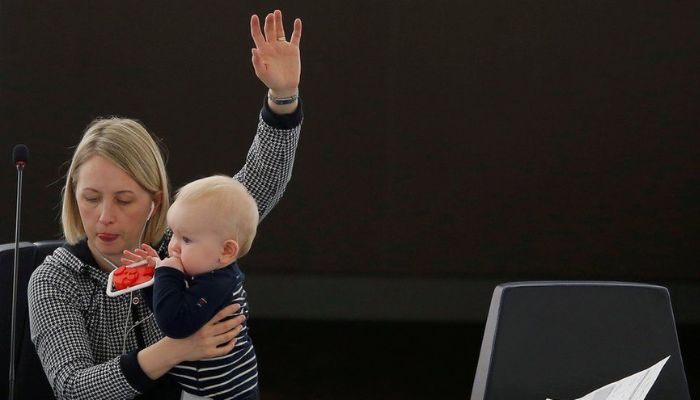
left=268, top=91, right=299, bottom=105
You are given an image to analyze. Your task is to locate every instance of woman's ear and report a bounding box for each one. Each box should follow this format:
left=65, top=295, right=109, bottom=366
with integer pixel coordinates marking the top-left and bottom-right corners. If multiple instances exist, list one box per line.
left=152, top=191, right=163, bottom=214
left=220, top=239, right=240, bottom=265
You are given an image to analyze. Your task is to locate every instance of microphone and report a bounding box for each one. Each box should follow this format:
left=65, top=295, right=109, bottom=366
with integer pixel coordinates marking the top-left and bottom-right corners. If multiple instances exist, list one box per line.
left=9, top=144, right=28, bottom=400
left=13, top=144, right=28, bottom=167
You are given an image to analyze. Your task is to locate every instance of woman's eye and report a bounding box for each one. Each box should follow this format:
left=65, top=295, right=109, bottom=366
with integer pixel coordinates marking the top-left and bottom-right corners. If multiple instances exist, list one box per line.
left=117, top=199, right=133, bottom=205
left=84, top=197, right=98, bottom=203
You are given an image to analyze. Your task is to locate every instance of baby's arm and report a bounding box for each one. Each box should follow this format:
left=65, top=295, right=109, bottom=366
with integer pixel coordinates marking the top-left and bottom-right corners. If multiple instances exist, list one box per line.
left=152, top=268, right=233, bottom=338
left=121, top=244, right=181, bottom=313
left=123, top=245, right=233, bottom=338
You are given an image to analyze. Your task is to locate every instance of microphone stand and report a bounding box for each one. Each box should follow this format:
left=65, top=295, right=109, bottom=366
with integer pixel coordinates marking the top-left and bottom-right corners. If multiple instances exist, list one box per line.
left=9, top=161, right=25, bottom=400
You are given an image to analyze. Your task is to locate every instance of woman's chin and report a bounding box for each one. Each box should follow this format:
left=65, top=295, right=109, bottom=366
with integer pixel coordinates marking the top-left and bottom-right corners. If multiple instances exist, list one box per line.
left=92, top=237, right=128, bottom=260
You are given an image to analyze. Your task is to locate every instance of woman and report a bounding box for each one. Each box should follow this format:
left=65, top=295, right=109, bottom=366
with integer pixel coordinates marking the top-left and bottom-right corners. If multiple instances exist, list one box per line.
left=27, top=10, right=302, bottom=400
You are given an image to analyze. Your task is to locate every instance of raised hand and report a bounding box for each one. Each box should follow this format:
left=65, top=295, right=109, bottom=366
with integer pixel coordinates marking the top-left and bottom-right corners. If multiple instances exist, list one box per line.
left=250, top=9, right=302, bottom=97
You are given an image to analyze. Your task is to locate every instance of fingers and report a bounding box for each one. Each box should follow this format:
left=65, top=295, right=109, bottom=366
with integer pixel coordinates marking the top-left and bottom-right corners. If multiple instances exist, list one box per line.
left=135, top=249, right=155, bottom=265
left=264, top=13, right=275, bottom=43
left=207, top=303, right=242, bottom=329
left=251, top=48, right=265, bottom=75
left=290, top=18, right=302, bottom=46
left=192, top=305, right=245, bottom=358
left=203, top=327, right=239, bottom=358
left=217, top=334, right=238, bottom=355
left=252, top=10, right=300, bottom=46
left=122, top=246, right=161, bottom=268
left=214, top=303, right=242, bottom=323
left=250, top=14, right=265, bottom=48
left=134, top=249, right=149, bottom=258
left=220, top=323, right=242, bottom=344
left=140, top=243, right=158, bottom=256
left=274, top=9, right=285, bottom=41
left=217, top=327, right=240, bottom=348
left=209, top=315, right=245, bottom=340
left=122, top=250, right=143, bottom=261
left=120, top=255, right=145, bottom=264
left=194, top=323, right=240, bottom=359
left=123, top=249, right=141, bottom=258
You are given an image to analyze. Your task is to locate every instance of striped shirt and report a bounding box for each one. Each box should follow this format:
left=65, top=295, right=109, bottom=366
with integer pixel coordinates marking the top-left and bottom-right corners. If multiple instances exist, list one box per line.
left=27, top=100, right=302, bottom=400
left=148, top=263, right=258, bottom=400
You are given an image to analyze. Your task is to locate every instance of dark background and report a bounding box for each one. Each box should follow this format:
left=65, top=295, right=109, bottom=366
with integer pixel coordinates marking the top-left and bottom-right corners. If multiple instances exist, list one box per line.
left=1, top=0, right=698, bottom=399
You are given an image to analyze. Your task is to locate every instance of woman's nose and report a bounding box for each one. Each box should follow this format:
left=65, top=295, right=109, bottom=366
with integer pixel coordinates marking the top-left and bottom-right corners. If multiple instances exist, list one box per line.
left=98, top=201, right=115, bottom=224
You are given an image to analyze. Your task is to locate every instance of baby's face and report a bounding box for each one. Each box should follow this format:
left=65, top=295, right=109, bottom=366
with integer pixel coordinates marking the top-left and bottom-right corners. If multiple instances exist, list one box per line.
left=166, top=200, right=227, bottom=276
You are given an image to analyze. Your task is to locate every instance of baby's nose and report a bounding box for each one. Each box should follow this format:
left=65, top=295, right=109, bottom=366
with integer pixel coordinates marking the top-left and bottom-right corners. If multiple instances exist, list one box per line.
left=168, top=241, right=180, bottom=256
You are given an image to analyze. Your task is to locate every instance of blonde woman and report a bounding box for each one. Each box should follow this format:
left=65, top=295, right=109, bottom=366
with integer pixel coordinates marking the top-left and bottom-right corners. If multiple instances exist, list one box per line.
left=27, top=10, right=302, bottom=400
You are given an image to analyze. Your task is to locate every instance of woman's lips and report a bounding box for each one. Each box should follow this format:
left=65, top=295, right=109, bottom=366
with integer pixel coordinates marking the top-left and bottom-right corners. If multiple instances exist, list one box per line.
left=97, top=233, right=119, bottom=242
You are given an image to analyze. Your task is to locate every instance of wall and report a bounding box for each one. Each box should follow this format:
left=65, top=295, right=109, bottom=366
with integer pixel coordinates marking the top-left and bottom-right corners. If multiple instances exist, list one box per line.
left=1, top=0, right=698, bottom=281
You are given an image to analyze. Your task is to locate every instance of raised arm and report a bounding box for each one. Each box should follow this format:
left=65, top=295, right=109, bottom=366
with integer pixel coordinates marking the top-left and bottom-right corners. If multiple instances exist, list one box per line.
left=235, top=10, right=303, bottom=220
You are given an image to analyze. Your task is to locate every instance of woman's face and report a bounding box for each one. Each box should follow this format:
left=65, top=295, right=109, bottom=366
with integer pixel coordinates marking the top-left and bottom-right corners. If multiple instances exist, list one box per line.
left=74, top=155, right=155, bottom=267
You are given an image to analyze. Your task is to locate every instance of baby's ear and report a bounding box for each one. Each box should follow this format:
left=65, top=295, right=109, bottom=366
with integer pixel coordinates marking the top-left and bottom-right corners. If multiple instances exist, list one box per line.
left=220, top=239, right=240, bottom=264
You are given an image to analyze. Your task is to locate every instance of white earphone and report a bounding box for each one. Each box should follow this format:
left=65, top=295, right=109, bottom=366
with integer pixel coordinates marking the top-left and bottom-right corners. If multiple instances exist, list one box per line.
left=146, top=201, right=155, bottom=221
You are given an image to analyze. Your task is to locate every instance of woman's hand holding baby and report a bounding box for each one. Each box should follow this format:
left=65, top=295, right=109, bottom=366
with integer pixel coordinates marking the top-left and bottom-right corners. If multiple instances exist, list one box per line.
left=137, top=303, right=244, bottom=379
left=178, top=304, right=244, bottom=361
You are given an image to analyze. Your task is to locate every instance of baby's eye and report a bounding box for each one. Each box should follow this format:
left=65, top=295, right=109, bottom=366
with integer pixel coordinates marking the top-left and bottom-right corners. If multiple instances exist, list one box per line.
left=183, top=237, right=192, bottom=244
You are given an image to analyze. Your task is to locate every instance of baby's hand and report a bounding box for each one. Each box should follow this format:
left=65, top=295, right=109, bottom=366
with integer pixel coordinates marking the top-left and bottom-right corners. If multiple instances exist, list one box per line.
left=121, top=243, right=160, bottom=267
left=158, top=256, right=184, bottom=273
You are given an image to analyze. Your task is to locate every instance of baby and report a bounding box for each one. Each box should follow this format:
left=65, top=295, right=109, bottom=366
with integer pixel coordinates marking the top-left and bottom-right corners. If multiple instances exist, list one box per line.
left=126, top=175, right=260, bottom=400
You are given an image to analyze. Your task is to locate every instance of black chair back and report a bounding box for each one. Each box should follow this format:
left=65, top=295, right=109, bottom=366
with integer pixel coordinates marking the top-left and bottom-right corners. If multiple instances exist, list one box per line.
left=0, top=240, right=63, bottom=399
left=471, top=281, right=691, bottom=400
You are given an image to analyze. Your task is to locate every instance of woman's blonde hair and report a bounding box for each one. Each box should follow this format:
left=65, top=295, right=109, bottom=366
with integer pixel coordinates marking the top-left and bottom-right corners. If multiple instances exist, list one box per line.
left=61, top=117, right=170, bottom=245
left=175, top=175, right=259, bottom=258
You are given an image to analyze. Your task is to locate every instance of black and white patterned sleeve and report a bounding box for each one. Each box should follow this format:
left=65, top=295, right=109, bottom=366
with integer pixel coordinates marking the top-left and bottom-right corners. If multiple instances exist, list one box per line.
left=233, top=97, right=303, bottom=221
left=28, top=263, right=138, bottom=400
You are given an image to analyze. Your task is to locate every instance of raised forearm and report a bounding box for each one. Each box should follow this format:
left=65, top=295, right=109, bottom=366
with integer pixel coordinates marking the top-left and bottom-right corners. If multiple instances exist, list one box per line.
left=234, top=100, right=302, bottom=220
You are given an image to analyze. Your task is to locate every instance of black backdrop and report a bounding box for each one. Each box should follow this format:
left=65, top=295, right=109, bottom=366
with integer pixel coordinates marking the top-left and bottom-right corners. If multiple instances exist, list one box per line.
left=1, top=0, right=699, bottom=281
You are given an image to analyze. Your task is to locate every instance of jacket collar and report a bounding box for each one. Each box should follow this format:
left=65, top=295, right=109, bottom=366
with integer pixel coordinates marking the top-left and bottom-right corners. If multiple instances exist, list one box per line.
left=60, top=240, right=110, bottom=282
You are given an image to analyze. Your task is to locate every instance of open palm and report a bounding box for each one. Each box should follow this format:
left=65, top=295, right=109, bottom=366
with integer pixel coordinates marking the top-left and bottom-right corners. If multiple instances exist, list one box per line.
left=250, top=10, right=302, bottom=95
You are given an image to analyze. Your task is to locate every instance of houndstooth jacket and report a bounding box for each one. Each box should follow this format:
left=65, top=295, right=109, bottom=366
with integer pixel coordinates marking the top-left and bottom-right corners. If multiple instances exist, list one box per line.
left=27, top=100, right=302, bottom=400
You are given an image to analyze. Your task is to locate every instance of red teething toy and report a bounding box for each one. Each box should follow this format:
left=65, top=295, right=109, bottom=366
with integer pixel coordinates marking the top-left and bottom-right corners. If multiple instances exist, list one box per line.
left=113, top=265, right=154, bottom=290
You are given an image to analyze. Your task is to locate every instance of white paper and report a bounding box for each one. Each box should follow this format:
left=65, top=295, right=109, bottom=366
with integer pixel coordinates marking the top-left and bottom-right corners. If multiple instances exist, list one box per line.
left=546, top=355, right=670, bottom=400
